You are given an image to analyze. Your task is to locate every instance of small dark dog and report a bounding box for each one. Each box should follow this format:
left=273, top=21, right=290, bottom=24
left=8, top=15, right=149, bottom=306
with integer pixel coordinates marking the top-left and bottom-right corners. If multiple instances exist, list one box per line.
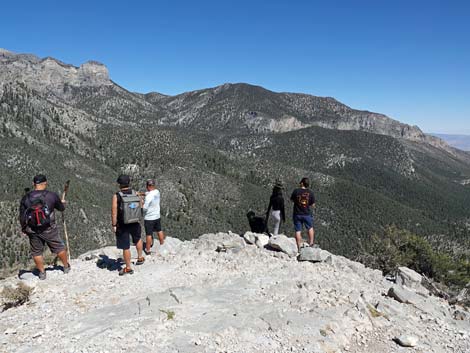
left=246, top=211, right=269, bottom=234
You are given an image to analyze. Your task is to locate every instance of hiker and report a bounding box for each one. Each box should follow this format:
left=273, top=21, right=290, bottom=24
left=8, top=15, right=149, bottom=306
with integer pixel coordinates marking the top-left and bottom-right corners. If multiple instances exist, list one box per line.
left=142, top=179, right=165, bottom=255
left=111, top=175, right=144, bottom=275
left=19, top=174, right=71, bottom=280
left=290, top=177, right=316, bottom=251
left=266, top=181, right=286, bottom=236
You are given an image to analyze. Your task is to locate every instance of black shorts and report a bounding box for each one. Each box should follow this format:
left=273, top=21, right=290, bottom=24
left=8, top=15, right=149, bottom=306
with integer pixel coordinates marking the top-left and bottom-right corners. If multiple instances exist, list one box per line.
left=144, top=218, right=162, bottom=235
left=116, top=223, right=142, bottom=250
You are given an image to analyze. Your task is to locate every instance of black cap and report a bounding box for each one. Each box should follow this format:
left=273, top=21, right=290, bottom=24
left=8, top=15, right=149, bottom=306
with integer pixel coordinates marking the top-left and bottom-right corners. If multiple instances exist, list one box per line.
left=33, top=174, right=47, bottom=184
left=116, top=174, right=130, bottom=186
left=146, top=179, right=156, bottom=186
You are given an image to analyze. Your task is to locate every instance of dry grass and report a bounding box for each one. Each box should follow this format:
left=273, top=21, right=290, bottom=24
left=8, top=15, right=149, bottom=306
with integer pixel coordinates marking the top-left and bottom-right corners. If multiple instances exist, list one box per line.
left=1, top=282, right=33, bottom=311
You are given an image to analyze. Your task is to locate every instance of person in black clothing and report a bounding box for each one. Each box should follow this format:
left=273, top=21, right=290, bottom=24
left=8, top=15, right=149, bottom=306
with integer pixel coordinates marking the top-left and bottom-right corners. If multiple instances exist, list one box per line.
left=266, top=181, right=286, bottom=236
left=19, top=174, right=70, bottom=280
left=290, top=177, right=316, bottom=251
left=111, top=175, right=144, bottom=276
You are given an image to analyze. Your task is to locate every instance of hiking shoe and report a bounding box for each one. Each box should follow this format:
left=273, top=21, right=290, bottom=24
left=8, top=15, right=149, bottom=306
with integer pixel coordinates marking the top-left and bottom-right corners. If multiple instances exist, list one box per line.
left=63, top=264, right=71, bottom=274
left=136, top=257, right=145, bottom=265
left=143, top=249, right=151, bottom=255
left=118, top=267, right=134, bottom=276
left=38, top=271, right=46, bottom=280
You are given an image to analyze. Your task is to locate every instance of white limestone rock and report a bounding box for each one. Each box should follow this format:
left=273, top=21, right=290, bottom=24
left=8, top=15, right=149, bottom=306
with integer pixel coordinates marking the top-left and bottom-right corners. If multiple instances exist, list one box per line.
left=395, top=334, right=419, bottom=347
left=255, top=234, right=270, bottom=248
left=243, top=232, right=257, bottom=245
left=268, top=234, right=298, bottom=257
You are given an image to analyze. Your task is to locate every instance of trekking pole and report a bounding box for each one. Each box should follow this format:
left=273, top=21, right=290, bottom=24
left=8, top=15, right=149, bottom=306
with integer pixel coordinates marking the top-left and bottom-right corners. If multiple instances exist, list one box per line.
left=62, top=180, right=71, bottom=262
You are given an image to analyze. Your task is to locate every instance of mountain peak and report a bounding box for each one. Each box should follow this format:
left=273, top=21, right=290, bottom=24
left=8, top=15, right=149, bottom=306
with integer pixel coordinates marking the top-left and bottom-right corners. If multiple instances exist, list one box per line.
left=0, top=49, right=112, bottom=97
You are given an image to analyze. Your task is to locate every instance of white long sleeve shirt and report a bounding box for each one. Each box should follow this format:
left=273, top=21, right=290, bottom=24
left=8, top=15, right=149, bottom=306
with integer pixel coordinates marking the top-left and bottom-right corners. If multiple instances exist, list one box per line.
left=143, top=189, right=161, bottom=221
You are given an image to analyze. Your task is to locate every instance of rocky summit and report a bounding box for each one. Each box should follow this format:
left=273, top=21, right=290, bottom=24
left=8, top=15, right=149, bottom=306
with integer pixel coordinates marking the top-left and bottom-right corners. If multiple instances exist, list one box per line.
left=1, top=232, right=469, bottom=353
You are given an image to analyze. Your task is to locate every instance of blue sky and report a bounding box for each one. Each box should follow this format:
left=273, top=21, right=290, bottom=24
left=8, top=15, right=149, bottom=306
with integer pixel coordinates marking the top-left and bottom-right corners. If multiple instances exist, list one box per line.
left=1, top=0, right=469, bottom=134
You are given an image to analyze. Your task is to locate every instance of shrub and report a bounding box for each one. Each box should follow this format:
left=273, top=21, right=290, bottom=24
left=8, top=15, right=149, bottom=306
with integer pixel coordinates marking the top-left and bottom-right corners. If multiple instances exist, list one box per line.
left=1, top=282, right=33, bottom=311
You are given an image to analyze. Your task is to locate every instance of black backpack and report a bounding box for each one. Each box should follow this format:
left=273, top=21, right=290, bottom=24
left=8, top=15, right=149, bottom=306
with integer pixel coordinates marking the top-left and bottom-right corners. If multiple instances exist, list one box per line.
left=24, top=192, right=51, bottom=229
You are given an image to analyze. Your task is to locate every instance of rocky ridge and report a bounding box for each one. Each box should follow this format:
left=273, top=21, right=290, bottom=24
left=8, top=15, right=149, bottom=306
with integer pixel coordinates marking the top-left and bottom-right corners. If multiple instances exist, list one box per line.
left=0, top=48, right=459, bottom=156
left=0, top=49, right=111, bottom=95
left=1, top=232, right=469, bottom=353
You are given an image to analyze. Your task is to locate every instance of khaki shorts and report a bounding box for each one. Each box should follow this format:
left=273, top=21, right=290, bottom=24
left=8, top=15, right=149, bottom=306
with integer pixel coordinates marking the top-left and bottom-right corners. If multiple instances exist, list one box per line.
left=27, top=224, right=65, bottom=256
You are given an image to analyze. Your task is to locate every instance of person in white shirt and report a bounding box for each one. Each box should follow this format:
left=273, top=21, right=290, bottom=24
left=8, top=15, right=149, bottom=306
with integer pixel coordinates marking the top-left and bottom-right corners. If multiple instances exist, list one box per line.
left=142, top=179, right=165, bottom=255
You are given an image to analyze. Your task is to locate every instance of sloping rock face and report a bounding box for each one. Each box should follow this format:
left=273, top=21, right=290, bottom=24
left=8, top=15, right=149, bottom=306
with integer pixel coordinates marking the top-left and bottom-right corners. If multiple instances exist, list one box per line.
left=0, top=49, right=112, bottom=95
left=1, top=233, right=469, bottom=353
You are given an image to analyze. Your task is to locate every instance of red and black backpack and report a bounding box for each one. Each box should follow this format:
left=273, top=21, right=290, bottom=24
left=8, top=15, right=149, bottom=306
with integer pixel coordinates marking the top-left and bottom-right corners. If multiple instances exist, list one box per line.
left=24, top=192, right=52, bottom=229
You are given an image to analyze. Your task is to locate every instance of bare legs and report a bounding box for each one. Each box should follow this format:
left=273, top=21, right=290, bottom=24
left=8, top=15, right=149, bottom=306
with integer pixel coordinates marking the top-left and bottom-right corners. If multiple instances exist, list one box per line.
left=144, top=231, right=165, bottom=253
left=295, top=227, right=315, bottom=251
left=157, top=231, right=165, bottom=245
left=308, top=227, right=315, bottom=246
left=33, top=249, right=69, bottom=273
left=123, top=249, right=131, bottom=269
left=136, top=239, right=143, bottom=259
left=145, top=235, right=153, bottom=253
left=295, top=231, right=303, bottom=252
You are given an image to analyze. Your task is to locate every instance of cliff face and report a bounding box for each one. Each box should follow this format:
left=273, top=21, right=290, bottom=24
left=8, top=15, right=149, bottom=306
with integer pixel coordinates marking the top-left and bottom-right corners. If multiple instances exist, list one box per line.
left=0, top=49, right=112, bottom=98
left=0, top=233, right=469, bottom=353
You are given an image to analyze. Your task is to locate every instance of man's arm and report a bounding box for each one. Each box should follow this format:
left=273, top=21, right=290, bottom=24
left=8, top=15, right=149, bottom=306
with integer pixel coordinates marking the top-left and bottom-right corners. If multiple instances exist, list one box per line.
left=19, top=195, right=27, bottom=230
left=310, top=191, right=316, bottom=209
left=266, top=198, right=272, bottom=216
left=290, top=190, right=296, bottom=202
left=142, top=192, right=152, bottom=212
left=111, top=194, right=118, bottom=232
left=280, top=197, right=286, bottom=222
left=54, top=192, right=65, bottom=212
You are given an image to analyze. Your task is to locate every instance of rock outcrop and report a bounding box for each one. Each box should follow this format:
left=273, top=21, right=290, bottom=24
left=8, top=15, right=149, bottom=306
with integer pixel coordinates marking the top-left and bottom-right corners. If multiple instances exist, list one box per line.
left=0, top=49, right=112, bottom=96
left=1, top=232, right=469, bottom=353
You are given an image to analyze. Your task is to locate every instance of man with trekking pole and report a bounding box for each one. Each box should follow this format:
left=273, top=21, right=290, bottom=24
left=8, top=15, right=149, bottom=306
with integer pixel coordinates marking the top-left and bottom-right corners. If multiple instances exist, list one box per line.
left=19, top=175, right=71, bottom=280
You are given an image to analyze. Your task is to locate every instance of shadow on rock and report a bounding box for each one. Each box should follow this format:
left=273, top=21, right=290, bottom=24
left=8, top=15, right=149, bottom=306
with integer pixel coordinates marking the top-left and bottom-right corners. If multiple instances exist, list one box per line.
left=96, top=255, right=123, bottom=271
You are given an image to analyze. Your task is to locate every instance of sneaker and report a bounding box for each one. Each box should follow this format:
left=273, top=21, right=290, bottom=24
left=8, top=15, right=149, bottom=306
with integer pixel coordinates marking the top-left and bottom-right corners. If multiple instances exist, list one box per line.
left=63, top=264, right=71, bottom=274
left=118, top=267, right=134, bottom=276
left=136, top=257, right=145, bottom=265
left=38, top=271, right=46, bottom=280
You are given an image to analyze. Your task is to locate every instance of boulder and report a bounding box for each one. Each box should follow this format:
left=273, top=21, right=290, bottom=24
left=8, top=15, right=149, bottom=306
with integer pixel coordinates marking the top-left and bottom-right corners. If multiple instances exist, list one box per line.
left=394, top=335, right=418, bottom=347
left=243, top=232, right=257, bottom=245
left=268, top=235, right=298, bottom=257
left=396, top=267, right=422, bottom=288
left=298, top=247, right=322, bottom=262
left=216, top=235, right=246, bottom=253
left=298, top=247, right=333, bottom=263
left=387, top=286, right=418, bottom=305
left=255, top=234, right=270, bottom=248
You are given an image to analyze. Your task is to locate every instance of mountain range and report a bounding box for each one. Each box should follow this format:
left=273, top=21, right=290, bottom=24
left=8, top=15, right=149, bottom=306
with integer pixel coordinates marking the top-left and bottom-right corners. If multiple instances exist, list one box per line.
left=432, top=133, right=470, bottom=151
left=1, top=48, right=469, bottom=284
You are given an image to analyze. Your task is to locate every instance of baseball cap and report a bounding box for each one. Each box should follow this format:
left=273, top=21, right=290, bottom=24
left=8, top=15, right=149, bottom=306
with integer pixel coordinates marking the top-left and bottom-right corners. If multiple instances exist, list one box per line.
left=146, top=179, right=156, bottom=186
left=116, top=174, right=131, bottom=186
left=33, top=174, right=47, bottom=184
